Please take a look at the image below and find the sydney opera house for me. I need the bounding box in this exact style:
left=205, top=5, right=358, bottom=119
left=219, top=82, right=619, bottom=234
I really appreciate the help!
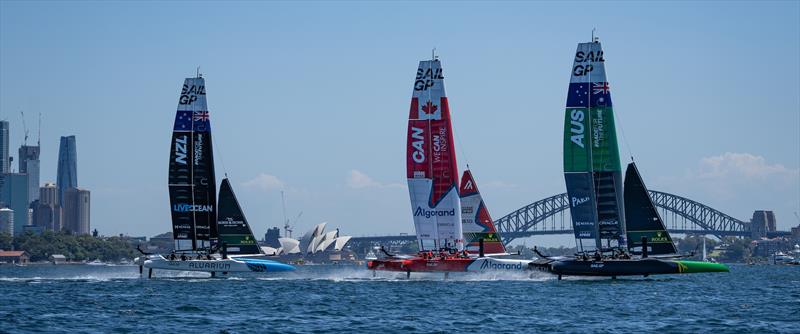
left=263, top=222, right=353, bottom=263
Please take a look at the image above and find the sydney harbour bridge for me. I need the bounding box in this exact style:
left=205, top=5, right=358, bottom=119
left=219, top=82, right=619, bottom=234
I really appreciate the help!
left=348, top=190, right=789, bottom=252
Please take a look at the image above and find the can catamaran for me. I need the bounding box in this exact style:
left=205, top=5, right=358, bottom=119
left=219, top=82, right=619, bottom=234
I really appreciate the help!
left=367, top=57, right=532, bottom=277
left=530, top=37, right=729, bottom=279
left=139, top=75, right=294, bottom=277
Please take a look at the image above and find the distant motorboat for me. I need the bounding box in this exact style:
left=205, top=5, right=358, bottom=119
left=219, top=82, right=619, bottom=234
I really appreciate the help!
left=86, top=259, right=106, bottom=266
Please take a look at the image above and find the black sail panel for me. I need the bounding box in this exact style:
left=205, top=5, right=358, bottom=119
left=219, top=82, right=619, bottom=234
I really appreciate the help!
left=217, top=178, right=261, bottom=255
left=624, top=162, right=677, bottom=255
left=168, top=77, right=216, bottom=251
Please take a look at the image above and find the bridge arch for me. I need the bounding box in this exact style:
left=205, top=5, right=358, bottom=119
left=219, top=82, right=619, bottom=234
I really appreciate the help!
left=494, top=190, right=751, bottom=244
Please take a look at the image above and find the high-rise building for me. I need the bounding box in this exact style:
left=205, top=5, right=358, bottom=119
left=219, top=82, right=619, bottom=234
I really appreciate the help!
left=0, top=173, right=29, bottom=236
left=0, top=121, right=9, bottom=174
left=33, top=182, right=63, bottom=231
left=57, top=136, right=77, bottom=205
left=18, top=145, right=40, bottom=204
left=63, top=187, right=89, bottom=235
left=34, top=183, right=61, bottom=231
left=0, top=208, right=13, bottom=235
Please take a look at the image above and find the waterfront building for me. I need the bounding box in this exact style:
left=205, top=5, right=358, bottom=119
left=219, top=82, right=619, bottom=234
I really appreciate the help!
left=56, top=136, right=78, bottom=205
left=0, top=173, right=29, bottom=236
left=62, top=187, right=90, bottom=235
left=18, top=145, right=40, bottom=203
left=0, top=121, right=8, bottom=174
left=0, top=250, right=29, bottom=264
left=49, top=254, right=66, bottom=264
left=0, top=208, right=13, bottom=235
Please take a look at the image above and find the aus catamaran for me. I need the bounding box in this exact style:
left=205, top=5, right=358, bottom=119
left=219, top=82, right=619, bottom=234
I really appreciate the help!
left=138, top=75, right=294, bottom=278
left=529, top=37, right=729, bottom=279
left=367, top=56, right=532, bottom=277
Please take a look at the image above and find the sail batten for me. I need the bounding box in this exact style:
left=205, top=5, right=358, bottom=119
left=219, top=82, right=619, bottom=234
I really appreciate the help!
left=168, top=77, right=217, bottom=251
left=406, top=59, right=463, bottom=251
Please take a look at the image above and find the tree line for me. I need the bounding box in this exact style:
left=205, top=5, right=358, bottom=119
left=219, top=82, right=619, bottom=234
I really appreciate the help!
left=0, top=231, right=136, bottom=262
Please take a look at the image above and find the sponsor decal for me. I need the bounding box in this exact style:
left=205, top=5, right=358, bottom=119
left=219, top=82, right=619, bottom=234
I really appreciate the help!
left=571, top=196, right=589, bottom=207
left=463, top=180, right=474, bottom=190
left=590, top=263, right=605, bottom=268
left=479, top=260, right=524, bottom=271
left=410, top=127, right=425, bottom=163
left=187, top=261, right=231, bottom=270
left=414, top=67, right=444, bottom=91
left=651, top=231, right=670, bottom=243
left=218, top=217, right=245, bottom=226
left=569, top=109, right=585, bottom=148
left=414, top=207, right=456, bottom=219
left=175, top=135, right=188, bottom=165
left=194, top=133, right=204, bottom=165
left=592, top=109, right=604, bottom=149
left=599, top=219, right=618, bottom=226
left=175, top=224, right=191, bottom=229
left=432, top=126, right=447, bottom=163
left=173, top=204, right=214, bottom=212
left=179, top=84, right=206, bottom=105
left=572, top=50, right=604, bottom=76
left=462, top=207, right=474, bottom=215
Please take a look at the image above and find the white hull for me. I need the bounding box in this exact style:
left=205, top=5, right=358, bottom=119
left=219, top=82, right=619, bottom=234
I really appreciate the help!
left=143, top=255, right=295, bottom=274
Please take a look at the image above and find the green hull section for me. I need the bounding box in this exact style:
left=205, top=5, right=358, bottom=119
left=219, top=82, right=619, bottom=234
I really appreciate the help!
left=674, top=260, right=730, bottom=273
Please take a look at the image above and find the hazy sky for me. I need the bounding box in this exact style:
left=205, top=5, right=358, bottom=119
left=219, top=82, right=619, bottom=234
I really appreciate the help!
left=1, top=1, right=798, bottom=246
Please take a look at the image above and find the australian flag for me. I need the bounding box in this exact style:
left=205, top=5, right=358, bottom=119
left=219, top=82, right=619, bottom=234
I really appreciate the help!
left=173, top=110, right=211, bottom=132
left=566, top=82, right=612, bottom=108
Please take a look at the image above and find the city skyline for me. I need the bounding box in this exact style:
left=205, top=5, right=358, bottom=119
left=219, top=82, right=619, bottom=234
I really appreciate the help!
left=0, top=2, right=798, bottom=246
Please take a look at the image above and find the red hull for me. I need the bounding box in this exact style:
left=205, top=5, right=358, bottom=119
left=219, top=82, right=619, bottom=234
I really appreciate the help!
left=367, top=255, right=475, bottom=272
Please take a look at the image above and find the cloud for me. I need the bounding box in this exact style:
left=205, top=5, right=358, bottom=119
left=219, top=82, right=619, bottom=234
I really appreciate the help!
left=654, top=152, right=799, bottom=225
left=241, top=173, right=285, bottom=191
left=346, top=170, right=404, bottom=189
left=694, top=152, right=798, bottom=180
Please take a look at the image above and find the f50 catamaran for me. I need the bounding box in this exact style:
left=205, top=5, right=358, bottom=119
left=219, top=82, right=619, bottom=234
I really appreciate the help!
left=139, top=75, right=294, bottom=277
left=367, top=57, right=532, bottom=277
left=530, top=38, right=728, bottom=279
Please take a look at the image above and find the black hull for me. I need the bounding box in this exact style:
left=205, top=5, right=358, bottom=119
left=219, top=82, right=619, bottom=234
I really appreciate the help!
left=529, top=258, right=728, bottom=277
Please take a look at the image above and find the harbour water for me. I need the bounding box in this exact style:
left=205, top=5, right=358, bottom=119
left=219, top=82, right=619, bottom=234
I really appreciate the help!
left=1, top=264, right=798, bottom=333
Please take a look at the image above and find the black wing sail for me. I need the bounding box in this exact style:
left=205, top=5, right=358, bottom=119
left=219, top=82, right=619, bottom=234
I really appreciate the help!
left=217, top=178, right=262, bottom=255
left=624, top=162, right=677, bottom=255
left=168, top=77, right=217, bottom=251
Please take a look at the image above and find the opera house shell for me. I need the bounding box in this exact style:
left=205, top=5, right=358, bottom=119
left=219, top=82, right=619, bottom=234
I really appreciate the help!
left=275, top=222, right=352, bottom=258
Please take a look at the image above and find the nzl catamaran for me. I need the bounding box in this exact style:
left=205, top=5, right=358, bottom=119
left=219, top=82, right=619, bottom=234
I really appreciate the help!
left=367, top=56, right=532, bottom=277
left=139, top=75, right=294, bottom=278
left=529, top=37, right=729, bottom=279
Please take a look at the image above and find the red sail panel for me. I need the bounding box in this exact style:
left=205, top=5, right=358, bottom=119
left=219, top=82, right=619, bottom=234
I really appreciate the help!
left=459, top=170, right=507, bottom=254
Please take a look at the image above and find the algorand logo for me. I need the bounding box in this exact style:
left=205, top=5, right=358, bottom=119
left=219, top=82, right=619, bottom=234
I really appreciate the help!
left=173, top=204, right=213, bottom=212
left=572, top=196, right=589, bottom=207
left=479, top=260, right=523, bottom=271
left=414, top=207, right=455, bottom=219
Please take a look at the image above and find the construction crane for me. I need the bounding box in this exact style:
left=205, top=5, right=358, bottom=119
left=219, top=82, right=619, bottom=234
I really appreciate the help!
left=281, top=191, right=302, bottom=238
left=19, top=111, right=29, bottom=145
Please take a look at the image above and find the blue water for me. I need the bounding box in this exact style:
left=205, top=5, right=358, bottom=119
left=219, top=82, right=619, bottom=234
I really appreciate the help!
left=1, top=264, right=798, bottom=333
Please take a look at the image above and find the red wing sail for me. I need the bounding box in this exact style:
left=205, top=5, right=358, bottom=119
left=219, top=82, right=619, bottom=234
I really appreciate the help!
left=406, top=59, right=462, bottom=251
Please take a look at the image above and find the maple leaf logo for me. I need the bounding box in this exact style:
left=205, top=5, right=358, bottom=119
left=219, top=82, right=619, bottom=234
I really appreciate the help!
left=421, top=101, right=438, bottom=115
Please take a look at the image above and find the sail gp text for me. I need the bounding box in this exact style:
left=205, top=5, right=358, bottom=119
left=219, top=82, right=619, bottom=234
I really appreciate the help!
left=179, top=84, right=205, bottom=105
